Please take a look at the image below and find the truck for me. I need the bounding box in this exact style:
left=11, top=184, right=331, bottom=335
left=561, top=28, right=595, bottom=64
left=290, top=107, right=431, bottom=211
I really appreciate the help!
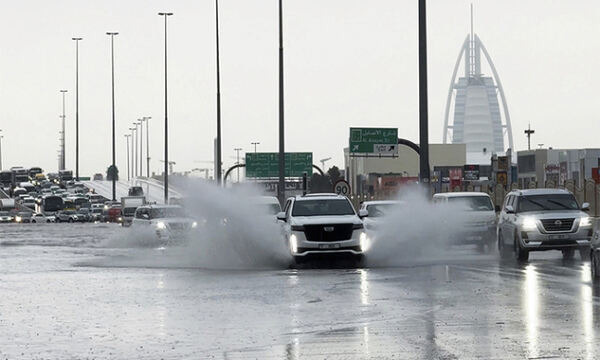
left=0, top=170, right=12, bottom=189
left=0, top=198, right=16, bottom=211
left=11, top=167, right=29, bottom=188
left=121, top=196, right=146, bottom=226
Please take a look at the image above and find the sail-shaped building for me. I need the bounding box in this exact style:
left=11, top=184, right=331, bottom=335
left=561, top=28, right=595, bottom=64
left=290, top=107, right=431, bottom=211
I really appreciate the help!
left=442, top=10, right=513, bottom=164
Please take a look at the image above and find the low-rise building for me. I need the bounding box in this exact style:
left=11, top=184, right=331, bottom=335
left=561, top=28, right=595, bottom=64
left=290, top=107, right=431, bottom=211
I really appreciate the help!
left=517, top=148, right=600, bottom=187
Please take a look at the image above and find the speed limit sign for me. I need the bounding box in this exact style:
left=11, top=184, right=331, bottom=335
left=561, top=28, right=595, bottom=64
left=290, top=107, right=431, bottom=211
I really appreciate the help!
left=333, top=179, right=351, bottom=196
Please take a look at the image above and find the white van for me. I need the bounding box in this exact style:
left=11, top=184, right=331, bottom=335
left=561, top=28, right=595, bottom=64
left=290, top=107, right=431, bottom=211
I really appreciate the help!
left=432, top=192, right=497, bottom=252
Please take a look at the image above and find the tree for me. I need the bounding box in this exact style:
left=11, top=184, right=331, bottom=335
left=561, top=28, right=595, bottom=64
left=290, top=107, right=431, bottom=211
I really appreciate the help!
left=327, top=166, right=341, bottom=184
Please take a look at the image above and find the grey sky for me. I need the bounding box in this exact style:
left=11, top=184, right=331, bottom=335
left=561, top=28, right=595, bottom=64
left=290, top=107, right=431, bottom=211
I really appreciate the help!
left=1, top=0, right=598, bottom=176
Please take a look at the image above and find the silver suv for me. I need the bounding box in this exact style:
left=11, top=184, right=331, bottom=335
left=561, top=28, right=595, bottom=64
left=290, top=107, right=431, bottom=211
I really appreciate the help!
left=497, top=189, right=592, bottom=261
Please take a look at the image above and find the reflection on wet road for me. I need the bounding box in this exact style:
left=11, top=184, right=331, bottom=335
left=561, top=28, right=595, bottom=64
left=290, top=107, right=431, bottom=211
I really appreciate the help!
left=1, top=224, right=600, bottom=359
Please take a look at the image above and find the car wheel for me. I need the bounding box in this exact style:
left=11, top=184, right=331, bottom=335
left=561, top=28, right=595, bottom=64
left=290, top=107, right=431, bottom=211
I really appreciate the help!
left=68, top=218, right=73, bottom=223
left=515, top=238, right=529, bottom=262
left=580, top=248, right=590, bottom=261
left=31, top=220, right=36, bottom=223
left=498, top=232, right=511, bottom=259
left=591, top=250, right=598, bottom=280
left=562, top=249, right=575, bottom=260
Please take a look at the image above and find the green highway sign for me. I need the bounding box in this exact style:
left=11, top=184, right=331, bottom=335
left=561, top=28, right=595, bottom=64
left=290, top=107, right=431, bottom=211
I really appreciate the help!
left=246, top=152, right=313, bottom=178
left=349, top=127, right=398, bottom=155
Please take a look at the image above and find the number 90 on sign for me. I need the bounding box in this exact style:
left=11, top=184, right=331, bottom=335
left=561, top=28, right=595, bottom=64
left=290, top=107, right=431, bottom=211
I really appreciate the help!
left=333, top=180, right=351, bottom=196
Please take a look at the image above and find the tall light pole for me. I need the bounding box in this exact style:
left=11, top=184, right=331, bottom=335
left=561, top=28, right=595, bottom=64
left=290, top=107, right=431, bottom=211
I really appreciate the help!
left=214, top=0, right=222, bottom=186
left=133, top=122, right=138, bottom=178
left=251, top=142, right=260, bottom=153
left=0, top=131, right=3, bottom=171
left=158, top=12, right=173, bottom=204
left=106, top=31, right=118, bottom=201
left=277, top=0, right=285, bottom=205
left=144, top=116, right=151, bottom=177
left=72, top=37, right=82, bottom=181
left=418, top=0, right=430, bottom=184
left=59, top=90, right=68, bottom=171
left=234, top=147, right=243, bottom=182
left=138, top=118, right=144, bottom=176
left=124, top=134, right=131, bottom=181
left=129, top=127, right=135, bottom=181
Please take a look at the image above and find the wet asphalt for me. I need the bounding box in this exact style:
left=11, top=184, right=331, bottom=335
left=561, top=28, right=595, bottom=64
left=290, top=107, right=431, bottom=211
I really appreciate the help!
left=0, top=223, right=599, bottom=359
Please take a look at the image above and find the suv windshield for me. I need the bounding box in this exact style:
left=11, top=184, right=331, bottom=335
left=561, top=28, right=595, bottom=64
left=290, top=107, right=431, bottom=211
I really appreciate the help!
left=292, top=199, right=355, bottom=216
left=150, top=207, right=185, bottom=219
left=448, top=196, right=494, bottom=211
left=518, top=194, right=579, bottom=212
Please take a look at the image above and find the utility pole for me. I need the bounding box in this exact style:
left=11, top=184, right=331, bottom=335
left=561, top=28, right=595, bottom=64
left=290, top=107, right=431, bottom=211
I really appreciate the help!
left=158, top=12, right=173, bottom=203
left=106, top=32, right=118, bottom=201
left=133, top=122, right=138, bottom=178
left=124, top=134, right=131, bottom=181
left=144, top=116, right=151, bottom=177
left=418, top=0, right=431, bottom=185
left=214, top=0, right=222, bottom=185
left=138, top=118, right=144, bottom=176
left=277, top=0, right=285, bottom=205
left=129, top=127, right=135, bottom=181
left=525, top=123, right=535, bottom=151
left=234, top=147, right=243, bottom=182
left=72, top=37, right=82, bottom=181
left=59, top=90, right=68, bottom=171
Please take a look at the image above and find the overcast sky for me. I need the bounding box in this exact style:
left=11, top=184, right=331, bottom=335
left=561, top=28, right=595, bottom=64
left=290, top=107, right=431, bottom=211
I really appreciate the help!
left=0, top=0, right=598, bottom=177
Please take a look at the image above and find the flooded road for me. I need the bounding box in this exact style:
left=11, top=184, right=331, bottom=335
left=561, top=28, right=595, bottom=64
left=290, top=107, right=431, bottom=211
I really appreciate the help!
left=1, top=223, right=599, bottom=359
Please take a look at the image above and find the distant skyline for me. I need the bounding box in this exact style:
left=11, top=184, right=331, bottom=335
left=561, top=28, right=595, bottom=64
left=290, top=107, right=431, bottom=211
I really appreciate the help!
left=0, top=0, right=598, bottom=177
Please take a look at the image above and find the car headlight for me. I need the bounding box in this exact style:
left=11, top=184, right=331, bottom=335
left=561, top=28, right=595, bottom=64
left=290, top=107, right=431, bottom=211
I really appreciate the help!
left=289, top=234, right=298, bottom=254
left=580, top=216, right=592, bottom=227
left=156, top=221, right=166, bottom=230
left=15, top=216, right=22, bottom=223
left=360, top=231, right=371, bottom=252
left=521, top=217, right=537, bottom=231
left=191, top=221, right=198, bottom=228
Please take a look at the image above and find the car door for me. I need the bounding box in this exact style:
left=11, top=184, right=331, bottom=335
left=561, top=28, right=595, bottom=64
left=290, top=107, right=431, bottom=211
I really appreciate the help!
left=499, top=195, right=512, bottom=244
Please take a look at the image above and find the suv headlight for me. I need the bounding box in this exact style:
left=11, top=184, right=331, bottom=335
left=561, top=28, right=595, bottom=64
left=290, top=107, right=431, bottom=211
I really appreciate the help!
left=521, top=217, right=537, bottom=231
left=289, top=234, right=298, bottom=253
left=360, top=232, right=371, bottom=252
left=580, top=216, right=592, bottom=227
left=191, top=221, right=198, bottom=228
left=15, top=216, right=22, bottom=223
left=156, top=221, right=166, bottom=230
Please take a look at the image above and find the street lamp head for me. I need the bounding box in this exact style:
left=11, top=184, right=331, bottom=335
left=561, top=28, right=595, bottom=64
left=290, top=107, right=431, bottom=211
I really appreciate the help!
left=106, top=32, right=119, bottom=36
left=60, top=89, right=68, bottom=93
left=158, top=12, right=174, bottom=16
left=72, top=37, right=83, bottom=41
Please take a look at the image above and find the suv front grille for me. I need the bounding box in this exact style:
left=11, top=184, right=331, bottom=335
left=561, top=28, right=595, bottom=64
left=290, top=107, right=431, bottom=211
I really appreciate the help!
left=541, top=218, right=574, bottom=232
left=303, top=224, right=354, bottom=242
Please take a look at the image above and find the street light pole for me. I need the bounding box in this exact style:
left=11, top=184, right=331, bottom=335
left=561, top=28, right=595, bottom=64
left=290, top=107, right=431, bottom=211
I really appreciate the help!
left=158, top=12, right=173, bottom=204
left=138, top=118, right=144, bottom=177
left=129, top=127, right=135, bottom=182
left=277, top=0, right=285, bottom=205
left=214, top=0, right=222, bottom=186
left=124, top=134, right=131, bottom=181
left=418, top=0, right=430, bottom=184
left=59, top=90, right=68, bottom=171
left=106, top=32, right=118, bottom=201
left=72, top=37, right=82, bottom=181
left=133, top=122, right=138, bottom=178
left=144, top=116, right=151, bottom=177
left=234, top=147, right=243, bottom=182
left=251, top=142, right=260, bottom=153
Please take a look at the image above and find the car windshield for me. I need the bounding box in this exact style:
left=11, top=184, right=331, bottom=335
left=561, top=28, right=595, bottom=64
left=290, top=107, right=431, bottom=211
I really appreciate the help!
left=518, top=194, right=579, bottom=212
left=292, top=199, right=355, bottom=216
left=367, top=203, right=396, bottom=217
left=150, top=207, right=185, bottom=219
left=448, top=196, right=494, bottom=211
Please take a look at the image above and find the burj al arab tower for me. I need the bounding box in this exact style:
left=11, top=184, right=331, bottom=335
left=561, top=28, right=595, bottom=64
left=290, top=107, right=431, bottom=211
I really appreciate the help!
left=442, top=7, right=514, bottom=164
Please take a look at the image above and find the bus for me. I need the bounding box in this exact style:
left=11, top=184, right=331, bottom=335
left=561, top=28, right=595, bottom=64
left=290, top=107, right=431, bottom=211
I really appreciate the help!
left=29, top=167, right=43, bottom=178
left=0, top=171, right=12, bottom=188
left=11, top=167, right=29, bottom=187
left=39, top=195, right=64, bottom=214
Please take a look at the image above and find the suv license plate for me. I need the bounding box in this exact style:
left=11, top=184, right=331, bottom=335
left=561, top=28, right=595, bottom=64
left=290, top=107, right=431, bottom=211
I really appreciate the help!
left=319, top=244, right=340, bottom=249
left=549, top=234, right=567, bottom=240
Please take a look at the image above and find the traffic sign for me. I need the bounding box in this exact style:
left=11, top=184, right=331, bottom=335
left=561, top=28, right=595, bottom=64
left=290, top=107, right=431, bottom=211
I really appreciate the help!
left=349, top=127, right=398, bottom=155
left=496, top=171, right=508, bottom=186
left=333, top=179, right=351, bottom=196
left=246, top=152, right=313, bottom=178
left=463, top=164, right=480, bottom=181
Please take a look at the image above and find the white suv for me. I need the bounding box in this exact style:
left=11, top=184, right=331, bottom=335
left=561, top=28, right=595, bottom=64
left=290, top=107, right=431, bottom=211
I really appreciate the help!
left=497, top=189, right=592, bottom=261
left=131, top=205, right=197, bottom=244
left=277, top=193, right=369, bottom=264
